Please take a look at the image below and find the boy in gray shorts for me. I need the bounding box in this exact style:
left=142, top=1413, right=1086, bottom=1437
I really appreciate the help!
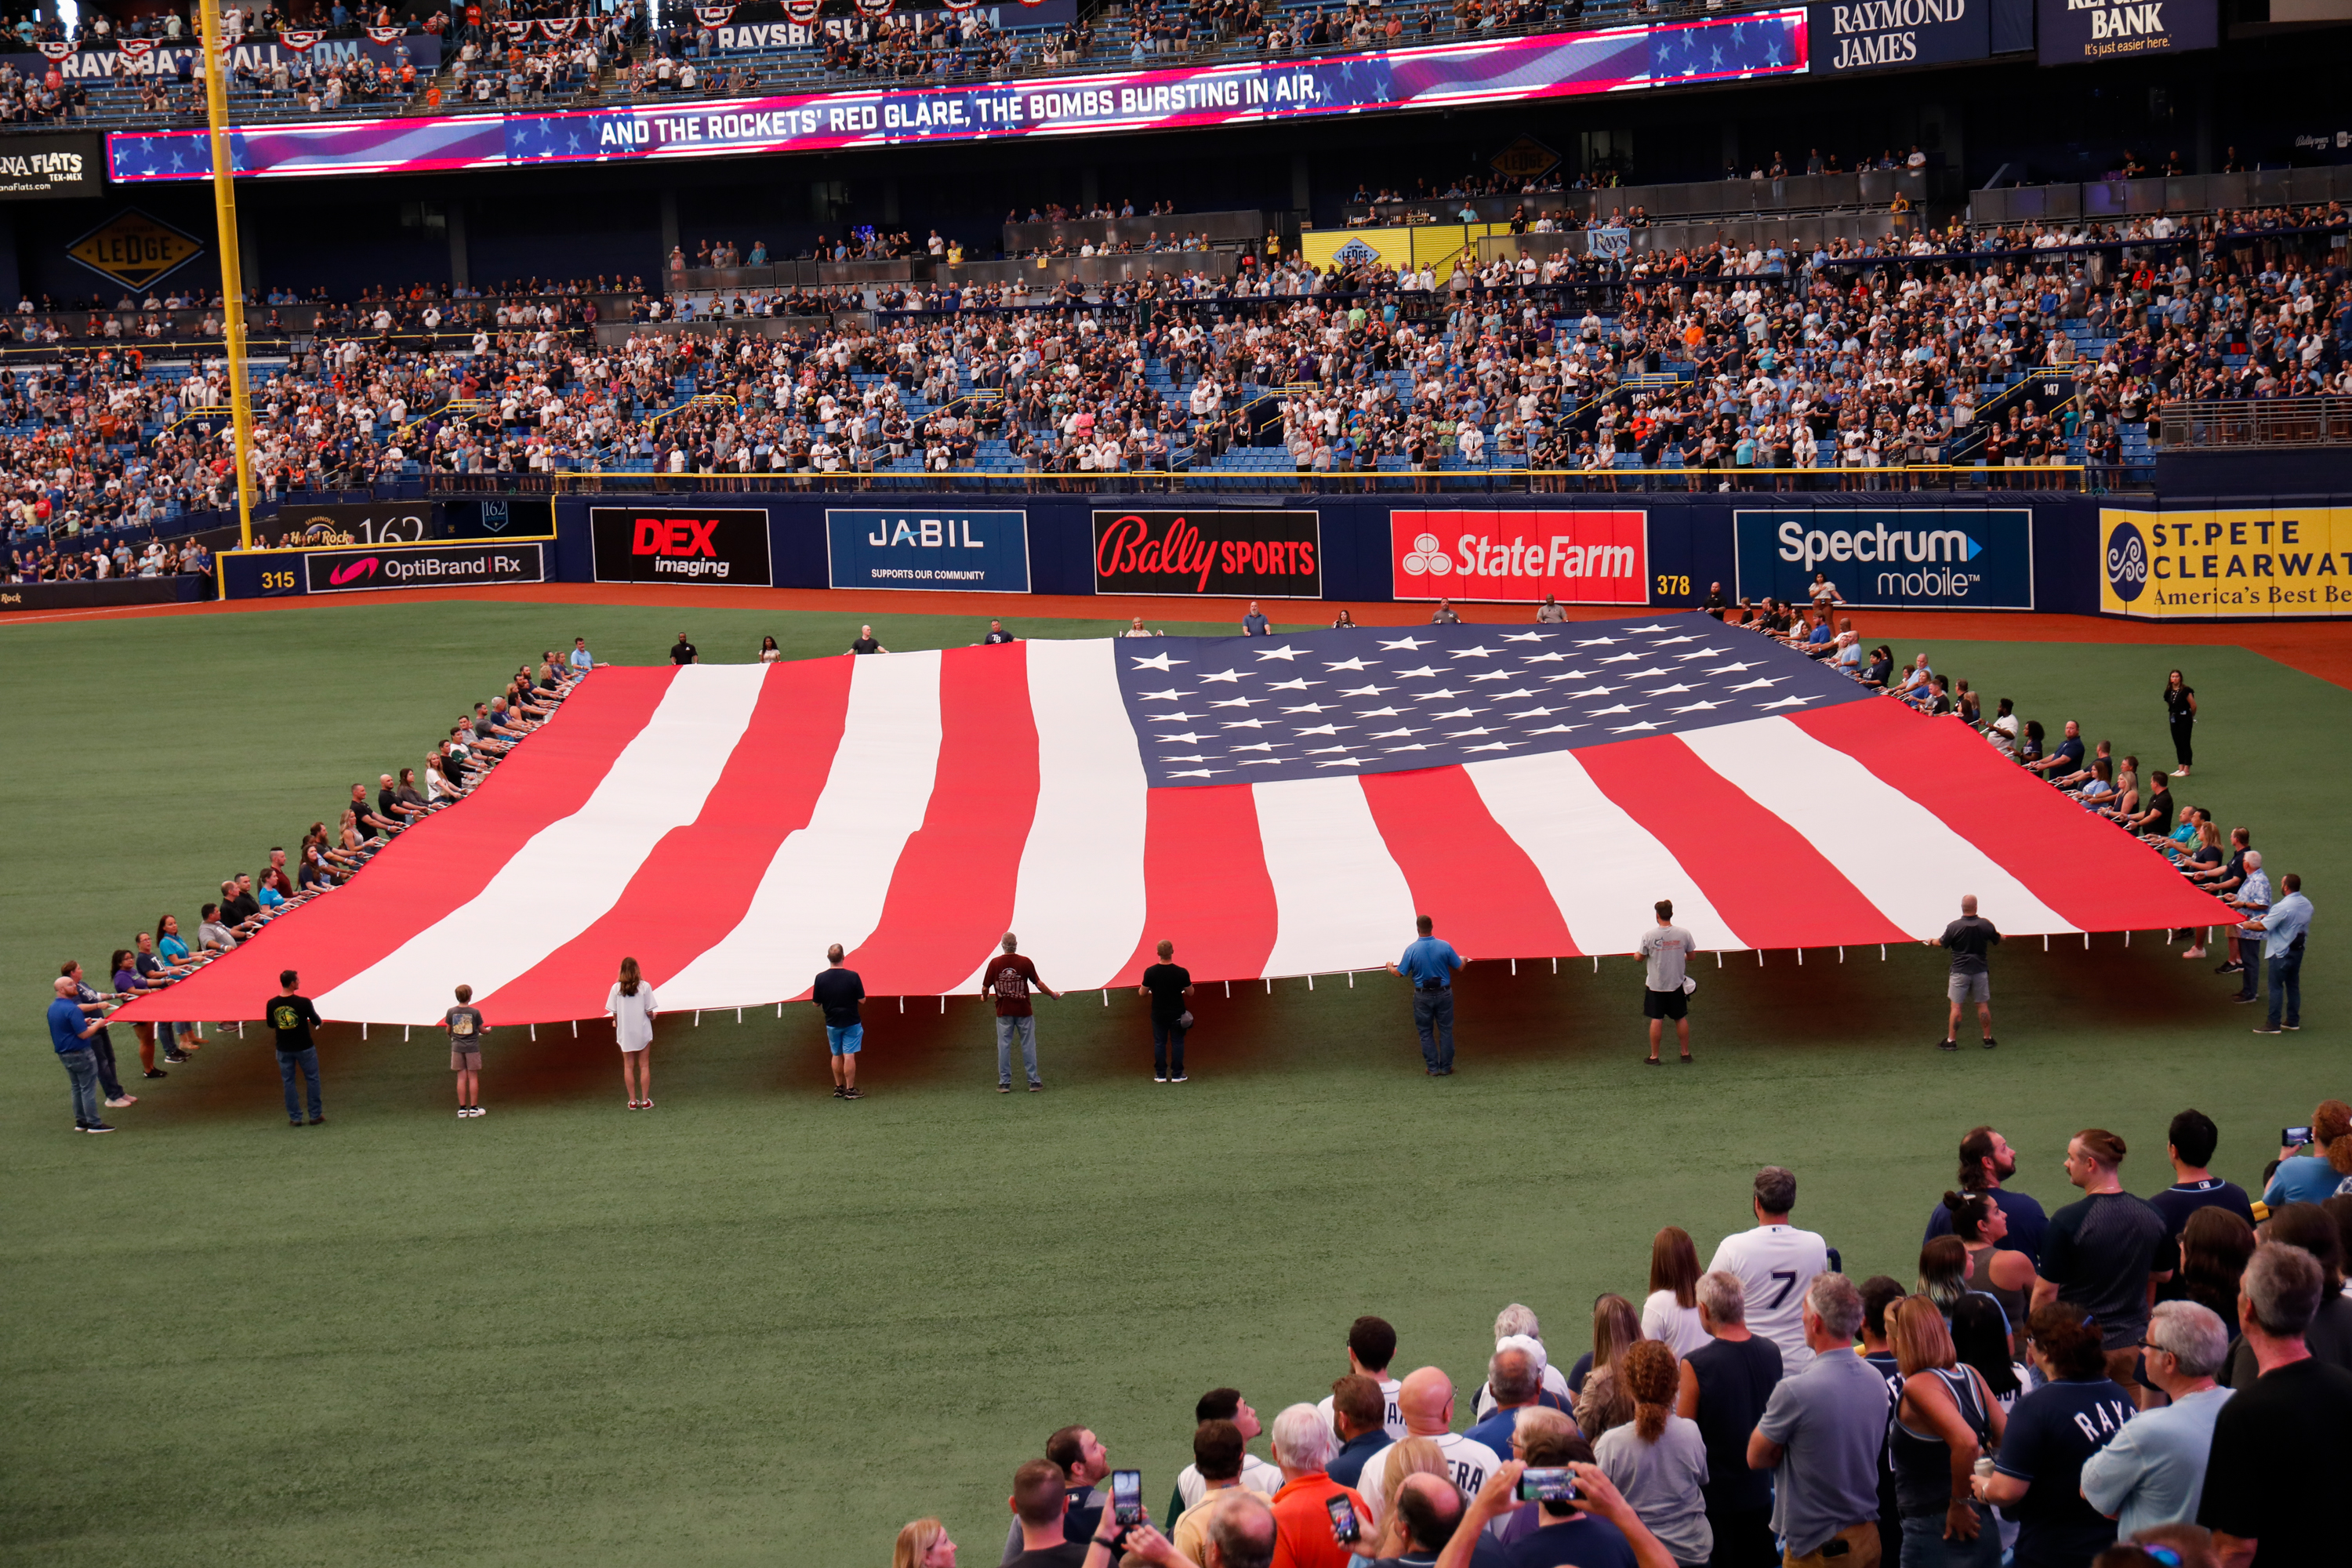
left=445, top=984, right=488, bottom=1118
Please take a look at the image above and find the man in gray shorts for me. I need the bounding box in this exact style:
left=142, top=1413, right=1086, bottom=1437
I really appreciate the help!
left=1937, top=895, right=2001, bottom=1051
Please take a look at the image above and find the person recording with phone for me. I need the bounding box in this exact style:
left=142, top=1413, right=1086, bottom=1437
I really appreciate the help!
left=1440, top=1439, right=1674, bottom=1568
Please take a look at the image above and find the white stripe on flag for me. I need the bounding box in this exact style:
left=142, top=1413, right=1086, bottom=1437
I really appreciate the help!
left=659, top=651, right=946, bottom=1010
left=1465, top=750, right=1738, bottom=954
left=1253, top=777, right=1419, bottom=978
left=316, top=666, right=768, bottom=1024
left=955, top=637, right=1148, bottom=993
left=1679, top=716, right=2078, bottom=939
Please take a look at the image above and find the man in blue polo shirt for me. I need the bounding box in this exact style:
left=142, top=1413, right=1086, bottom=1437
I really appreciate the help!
left=48, top=975, right=113, bottom=1133
left=1386, top=913, right=1465, bottom=1076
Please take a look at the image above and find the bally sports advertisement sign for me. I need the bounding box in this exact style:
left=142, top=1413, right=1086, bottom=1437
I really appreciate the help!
left=1389, top=510, right=1648, bottom=604
left=590, top=506, right=774, bottom=586
left=2100, top=507, right=2352, bottom=619
left=1735, top=509, right=2034, bottom=609
left=1093, top=510, right=1322, bottom=598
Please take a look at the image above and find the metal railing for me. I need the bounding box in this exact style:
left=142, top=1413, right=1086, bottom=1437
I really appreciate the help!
left=2157, top=397, right=2352, bottom=450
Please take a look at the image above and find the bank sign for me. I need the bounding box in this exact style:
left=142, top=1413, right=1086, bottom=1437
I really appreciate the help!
left=2038, top=0, right=2215, bottom=63
left=2100, top=507, right=2352, bottom=618
left=1734, top=509, right=2034, bottom=608
left=1806, top=0, right=1987, bottom=72
left=826, top=508, right=1030, bottom=593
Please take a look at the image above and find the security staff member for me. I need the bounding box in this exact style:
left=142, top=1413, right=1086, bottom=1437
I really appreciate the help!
left=1385, top=914, right=1466, bottom=1076
left=670, top=632, right=698, bottom=666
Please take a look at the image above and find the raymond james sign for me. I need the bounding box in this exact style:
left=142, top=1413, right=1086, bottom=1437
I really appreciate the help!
left=2038, top=0, right=2215, bottom=63
left=1807, top=0, right=1989, bottom=71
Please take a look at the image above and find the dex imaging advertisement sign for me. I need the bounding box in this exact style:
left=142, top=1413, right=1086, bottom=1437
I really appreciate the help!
left=2038, top=0, right=2215, bottom=63
left=1390, top=509, right=1648, bottom=604
left=1735, top=510, right=2034, bottom=609
left=1807, top=0, right=1988, bottom=71
left=1093, top=510, right=1322, bottom=598
left=590, top=506, right=774, bottom=586
left=303, top=541, right=546, bottom=595
left=826, top=508, right=1030, bottom=593
left=2099, top=507, right=2352, bottom=619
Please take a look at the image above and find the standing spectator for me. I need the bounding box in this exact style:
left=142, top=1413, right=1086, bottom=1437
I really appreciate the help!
left=1594, top=1340, right=1711, bottom=1566
left=1317, top=1316, right=1407, bottom=1443
left=1494, top=1431, right=1645, bottom=1568
left=267, top=968, right=325, bottom=1127
left=1265, top=1403, right=1369, bottom=1568
left=2260, top=1100, right=2350, bottom=1205
left=984, top=619, right=1018, bottom=645
left=1240, top=600, right=1271, bottom=636
left=1639, top=900, right=1697, bottom=1065
left=445, top=982, right=486, bottom=1119
left=983, top=932, right=1058, bottom=1092
left=2197, top=1241, right=2352, bottom=1568
left=1676, top=1269, right=1782, bottom=1568
left=1707, top=1166, right=1831, bottom=1372
left=758, top=635, right=782, bottom=662
left=2161, top=669, right=2195, bottom=778
left=568, top=637, right=594, bottom=672
left=1169, top=1420, right=1254, bottom=1564
left=47, top=975, right=113, bottom=1133
left=2078, top=1301, right=2231, bottom=1537
left=1924, top=1127, right=2048, bottom=1262
left=1471, top=1305, right=1577, bottom=1419
left=1005, top=1457, right=1088, bottom=1568
left=1429, top=599, right=1462, bottom=625
left=2148, top=1110, right=2256, bottom=1242
left=851, top=625, right=889, bottom=654
left=608, top=955, right=659, bottom=1109
left=1464, top=1343, right=1547, bottom=1457
left=669, top=630, right=698, bottom=665
left=1744, top=1275, right=1885, bottom=1568
left=110, top=948, right=165, bottom=1080
left=2241, top=872, right=2310, bottom=1035
left=1934, top=895, right=1999, bottom=1051
left=2220, top=1203, right=2352, bottom=1385
left=1396, top=1367, right=1501, bottom=1499
left=1885, top=1295, right=2005, bottom=1568
left=1385, top=914, right=1464, bottom=1076
left=1323, top=1376, right=1394, bottom=1492
left=60, top=960, right=132, bottom=1109
left=1138, top=938, right=1192, bottom=1083
left=1535, top=594, right=1568, bottom=623
left=1169, top=1388, right=1283, bottom=1520
left=1973, top=1303, right=2132, bottom=1567
left=895, top=1519, right=957, bottom=1568
left=812, top=942, right=866, bottom=1099
left=1572, top=1295, right=1644, bottom=1441
left=1004, top=1425, right=1113, bottom=1563
left=2032, top=1130, right=2176, bottom=1388
left=1641, top=1227, right=1708, bottom=1357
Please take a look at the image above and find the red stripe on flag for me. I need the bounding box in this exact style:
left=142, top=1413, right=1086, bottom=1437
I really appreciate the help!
left=1362, top=767, right=1581, bottom=959
left=844, top=644, right=1039, bottom=995
left=1577, top=733, right=1911, bottom=949
left=477, top=656, right=857, bottom=1023
left=110, top=669, right=679, bottom=1026
left=1791, top=702, right=2238, bottom=932
left=1108, top=782, right=1279, bottom=987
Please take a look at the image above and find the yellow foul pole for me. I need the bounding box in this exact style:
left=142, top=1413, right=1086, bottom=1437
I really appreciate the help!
left=196, top=0, right=256, bottom=550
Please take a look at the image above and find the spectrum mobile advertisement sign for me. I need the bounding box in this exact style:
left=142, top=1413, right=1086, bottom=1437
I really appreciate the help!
left=106, top=13, right=1806, bottom=180
left=1390, top=510, right=1648, bottom=604
left=1734, top=509, right=2034, bottom=608
left=2100, top=506, right=2352, bottom=618
left=826, top=509, right=1031, bottom=593
left=590, top=506, right=775, bottom=586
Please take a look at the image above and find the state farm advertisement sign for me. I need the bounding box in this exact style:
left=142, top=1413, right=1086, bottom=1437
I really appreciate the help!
left=1391, top=509, right=1648, bottom=604
left=590, top=505, right=774, bottom=586
left=1093, top=510, right=1322, bottom=598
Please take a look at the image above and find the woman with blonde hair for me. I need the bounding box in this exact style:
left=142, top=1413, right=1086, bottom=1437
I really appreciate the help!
left=891, top=1518, right=955, bottom=1568
left=1595, top=1339, right=1712, bottom=1567
left=1352, top=1433, right=1445, bottom=1541
left=608, top=956, right=659, bottom=1109
left=1888, top=1295, right=2005, bottom=1567
left=1642, top=1227, right=1708, bottom=1356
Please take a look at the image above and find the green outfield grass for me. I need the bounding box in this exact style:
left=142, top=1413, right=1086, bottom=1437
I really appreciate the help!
left=2, top=601, right=2344, bottom=1566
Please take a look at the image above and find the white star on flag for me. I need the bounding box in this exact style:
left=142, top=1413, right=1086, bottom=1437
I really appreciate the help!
left=1254, top=645, right=1308, bottom=661
left=1129, top=652, right=1181, bottom=671
left=1378, top=637, right=1432, bottom=650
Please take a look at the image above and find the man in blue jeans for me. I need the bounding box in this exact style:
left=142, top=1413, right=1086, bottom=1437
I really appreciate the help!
left=267, top=969, right=326, bottom=1126
left=2247, top=873, right=2313, bottom=1035
left=1386, top=914, right=1465, bottom=1076
left=48, top=975, right=114, bottom=1133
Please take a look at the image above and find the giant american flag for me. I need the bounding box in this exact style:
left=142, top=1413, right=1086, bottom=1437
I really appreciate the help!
left=114, top=613, right=2235, bottom=1026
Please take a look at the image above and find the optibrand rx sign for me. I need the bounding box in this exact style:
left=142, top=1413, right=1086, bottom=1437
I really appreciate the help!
left=1733, top=509, right=2034, bottom=609
left=302, top=541, right=546, bottom=594
left=826, top=508, right=1030, bottom=593
left=590, top=506, right=774, bottom=586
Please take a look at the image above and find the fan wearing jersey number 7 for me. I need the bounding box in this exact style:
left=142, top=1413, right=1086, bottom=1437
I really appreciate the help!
left=1707, top=1167, right=1833, bottom=1374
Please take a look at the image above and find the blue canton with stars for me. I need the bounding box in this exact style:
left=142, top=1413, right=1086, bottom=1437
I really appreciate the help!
left=1112, top=611, right=1870, bottom=788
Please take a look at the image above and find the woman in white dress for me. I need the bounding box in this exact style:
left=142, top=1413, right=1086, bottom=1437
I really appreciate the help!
left=1642, top=1226, right=1711, bottom=1358
left=608, top=956, right=659, bottom=1109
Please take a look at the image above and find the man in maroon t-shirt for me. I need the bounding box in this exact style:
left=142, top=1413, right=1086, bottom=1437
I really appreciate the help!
left=984, top=932, right=1058, bottom=1093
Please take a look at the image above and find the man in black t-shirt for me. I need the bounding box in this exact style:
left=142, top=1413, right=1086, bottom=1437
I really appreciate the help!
left=1137, top=938, right=1193, bottom=1083
left=848, top=625, right=887, bottom=655
left=669, top=633, right=698, bottom=666
left=2034, top=1129, right=2176, bottom=1382
left=983, top=619, right=1016, bottom=645
left=2199, top=1241, right=2352, bottom=1566
left=810, top=943, right=866, bottom=1100
left=2148, top=1109, right=2256, bottom=1254
left=267, top=969, right=325, bottom=1127
left=1936, top=895, right=2000, bottom=1051
left=1683, top=1269, right=1783, bottom=1568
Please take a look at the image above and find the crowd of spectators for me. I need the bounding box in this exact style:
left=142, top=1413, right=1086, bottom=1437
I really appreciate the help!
left=913, top=1126, right=2352, bottom=1568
